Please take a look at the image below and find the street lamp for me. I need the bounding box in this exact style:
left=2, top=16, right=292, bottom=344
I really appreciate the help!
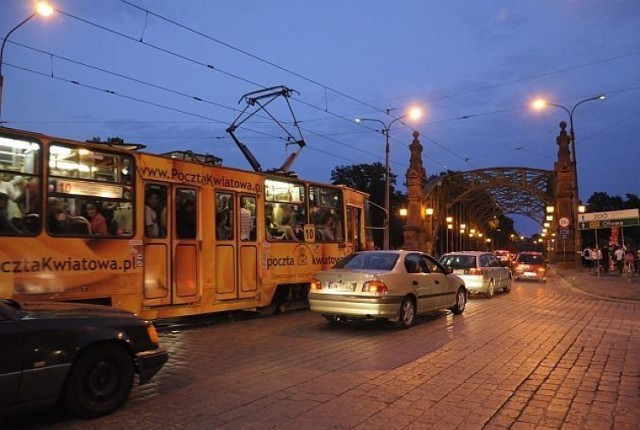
left=0, top=2, right=54, bottom=120
left=533, top=95, right=605, bottom=268
left=356, top=107, right=422, bottom=250
left=446, top=216, right=453, bottom=253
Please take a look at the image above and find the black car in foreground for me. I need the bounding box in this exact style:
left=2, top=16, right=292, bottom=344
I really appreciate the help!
left=0, top=299, right=168, bottom=419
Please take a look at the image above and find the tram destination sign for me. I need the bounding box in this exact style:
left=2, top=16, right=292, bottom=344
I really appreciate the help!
left=578, top=209, right=640, bottom=230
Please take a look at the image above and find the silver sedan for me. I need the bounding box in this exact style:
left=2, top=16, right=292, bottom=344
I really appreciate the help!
left=309, top=250, right=468, bottom=328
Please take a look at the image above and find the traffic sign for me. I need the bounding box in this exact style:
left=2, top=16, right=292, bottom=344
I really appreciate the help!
left=578, top=209, right=640, bottom=230
left=558, top=217, right=570, bottom=228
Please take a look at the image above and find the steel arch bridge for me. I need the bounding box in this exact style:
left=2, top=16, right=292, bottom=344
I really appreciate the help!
left=422, top=168, right=555, bottom=252
left=401, top=127, right=576, bottom=261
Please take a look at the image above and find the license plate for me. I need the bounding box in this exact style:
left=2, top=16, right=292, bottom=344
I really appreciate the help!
left=524, top=272, right=536, bottom=276
left=327, top=282, right=355, bottom=291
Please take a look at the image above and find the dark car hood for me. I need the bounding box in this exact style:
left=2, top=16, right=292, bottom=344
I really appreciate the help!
left=13, top=300, right=136, bottom=321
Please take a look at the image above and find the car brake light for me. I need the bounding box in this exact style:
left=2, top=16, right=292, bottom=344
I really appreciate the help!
left=310, top=277, right=322, bottom=290
left=467, top=268, right=482, bottom=275
left=362, top=280, right=388, bottom=294
left=538, top=267, right=546, bottom=273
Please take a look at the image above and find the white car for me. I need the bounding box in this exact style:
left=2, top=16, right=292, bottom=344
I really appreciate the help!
left=440, top=251, right=512, bottom=298
left=309, top=250, right=467, bottom=328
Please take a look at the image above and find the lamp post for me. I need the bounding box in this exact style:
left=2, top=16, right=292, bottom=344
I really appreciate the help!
left=533, top=95, right=605, bottom=269
left=356, top=107, right=421, bottom=250
left=0, top=2, right=53, bottom=121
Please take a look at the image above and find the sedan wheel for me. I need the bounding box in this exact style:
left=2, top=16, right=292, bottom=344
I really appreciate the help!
left=395, top=297, right=416, bottom=329
left=62, top=344, right=134, bottom=418
left=485, top=280, right=495, bottom=299
left=504, top=276, right=512, bottom=293
left=451, top=287, right=467, bottom=315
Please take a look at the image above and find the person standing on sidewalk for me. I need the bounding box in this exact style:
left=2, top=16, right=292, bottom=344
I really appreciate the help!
left=614, top=245, right=625, bottom=274
left=624, top=249, right=635, bottom=277
left=601, top=245, right=610, bottom=274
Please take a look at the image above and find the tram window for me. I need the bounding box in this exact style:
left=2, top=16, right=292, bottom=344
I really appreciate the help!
left=215, top=192, right=234, bottom=240
left=47, top=144, right=135, bottom=238
left=309, top=186, right=344, bottom=242
left=176, top=189, right=197, bottom=239
left=264, top=179, right=305, bottom=242
left=0, top=136, right=41, bottom=236
left=240, top=196, right=256, bottom=241
left=144, top=185, right=167, bottom=238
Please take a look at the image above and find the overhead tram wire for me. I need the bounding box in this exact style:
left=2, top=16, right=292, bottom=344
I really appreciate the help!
left=6, top=41, right=386, bottom=161
left=57, top=7, right=416, bottom=158
left=51, top=10, right=415, bottom=162
left=119, top=0, right=640, bottom=135
left=57, top=10, right=262, bottom=89
left=112, top=1, right=463, bottom=165
left=23, top=9, right=640, bottom=169
left=56, top=5, right=472, bottom=166
left=2, top=62, right=384, bottom=167
left=118, top=0, right=388, bottom=117
left=8, top=41, right=241, bottom=115
left=10, top=35, right=638, bottom=169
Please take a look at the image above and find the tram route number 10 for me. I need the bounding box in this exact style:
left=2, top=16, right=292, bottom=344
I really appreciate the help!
left=304, top=225, right=316, bottom=243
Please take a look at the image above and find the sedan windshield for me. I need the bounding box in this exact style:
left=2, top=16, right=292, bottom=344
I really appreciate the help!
left=334, top=252, right=398, bottom=271
left=441, top=255, right=476, bottom=269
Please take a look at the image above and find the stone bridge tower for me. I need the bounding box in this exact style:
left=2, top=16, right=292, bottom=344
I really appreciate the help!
left=403, top=131, right=429, bottom=251
left=553, top=121, right=577, bottom=265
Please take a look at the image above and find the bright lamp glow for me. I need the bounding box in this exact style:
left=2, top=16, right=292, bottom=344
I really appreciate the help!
left=36, top=2, right=54, bottom=16
left=425, top=207, right=434, bottom=216
left=408, top=107, right=422, bottom=120
left=399, top=208, right=407, bottom=217
left=532, top=99, right=547, bottom=110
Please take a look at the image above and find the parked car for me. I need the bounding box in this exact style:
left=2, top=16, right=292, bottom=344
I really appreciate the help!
left=0, top=299, right=168, bottom=419
left=494, top=249, right=514, bottom=267
left=440, top=251, right=512, bottom=298
left=308, top=250, right=467, bottom=328
left=512, top=252, right=547, bottom=282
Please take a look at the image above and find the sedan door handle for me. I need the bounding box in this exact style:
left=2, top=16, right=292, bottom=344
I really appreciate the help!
left=412, top=281, right=418, bottom=286
left=434, top=280, right=439, bottom=285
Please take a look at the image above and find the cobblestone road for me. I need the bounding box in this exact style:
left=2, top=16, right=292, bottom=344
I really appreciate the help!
left=5, top=271, right=639, bottom=429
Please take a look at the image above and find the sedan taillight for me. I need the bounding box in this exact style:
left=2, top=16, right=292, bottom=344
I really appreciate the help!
left=310, top=277, right=322, bottom=290
left=467, top=268, right=483, bottom=276
left=362, top=280, right=389, bottom=294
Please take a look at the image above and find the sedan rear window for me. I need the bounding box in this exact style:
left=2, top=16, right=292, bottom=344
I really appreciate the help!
left=441, top=255, right=476, bottom=269
left=517, top=254, right=544, bottom=264
left=335, top=252, right=398, bottom=271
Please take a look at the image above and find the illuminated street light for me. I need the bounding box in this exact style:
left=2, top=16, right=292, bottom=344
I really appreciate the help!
left=533, top=95, right=605, bottom=268
left=355, top=107, right=422, bottom=250
left=0, top=2, right=54, bottom=120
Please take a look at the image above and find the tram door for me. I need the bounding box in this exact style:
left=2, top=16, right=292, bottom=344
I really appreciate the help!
left=143, top=183, right=199, bottom=306
left=214, top=192, right=258, bottom=300
left=346, top=205, right=364, bottom=252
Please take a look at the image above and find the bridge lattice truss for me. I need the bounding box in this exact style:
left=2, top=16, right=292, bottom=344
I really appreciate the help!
left=424, top=167, right=555, bottom=246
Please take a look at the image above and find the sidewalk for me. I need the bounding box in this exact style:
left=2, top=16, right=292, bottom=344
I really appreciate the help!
left=552, top=264, right=640, bottom=302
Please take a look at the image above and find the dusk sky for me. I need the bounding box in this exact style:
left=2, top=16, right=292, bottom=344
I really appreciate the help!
left=1, top=0, right=638, bottom=235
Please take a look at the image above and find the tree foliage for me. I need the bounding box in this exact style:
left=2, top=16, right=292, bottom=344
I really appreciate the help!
left=331, top=162, right=405, bottom=249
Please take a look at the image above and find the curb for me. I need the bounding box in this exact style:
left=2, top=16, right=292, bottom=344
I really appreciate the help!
left=552, top=267, right=640, bottom=304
